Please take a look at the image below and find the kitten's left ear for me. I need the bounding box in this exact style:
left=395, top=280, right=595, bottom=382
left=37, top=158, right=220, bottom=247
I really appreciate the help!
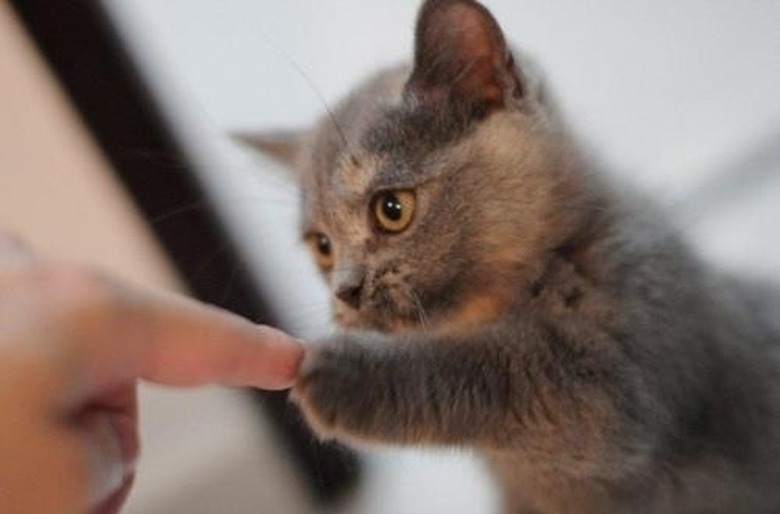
left=405, top=0, right=524, bottom=117
left=231, top=130, right=303, bottom=169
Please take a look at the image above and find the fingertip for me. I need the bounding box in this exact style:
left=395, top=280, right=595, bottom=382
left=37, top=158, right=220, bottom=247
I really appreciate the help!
left=240, top=325, right=307, bottom=390
left=266, top=362, right=302, bottom=390
left=251, top=325, right=307, bottom=358
left=268, top=341, right=306, bottom=390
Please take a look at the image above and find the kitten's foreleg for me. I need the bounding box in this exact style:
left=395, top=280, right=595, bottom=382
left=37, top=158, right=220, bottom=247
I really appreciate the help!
left=291, top=326, right=637, bottom=450
left=292, top=331, right=518, bottom=445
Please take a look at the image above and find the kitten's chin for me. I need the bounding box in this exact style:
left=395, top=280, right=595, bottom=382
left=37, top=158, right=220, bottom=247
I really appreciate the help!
left=332, top=308, right=372, bottom=331
left=333, top=312, right=410, bottom=334
left=333, top=305, right=422, bottom=334
left=332, top=288, right=514, bottom=334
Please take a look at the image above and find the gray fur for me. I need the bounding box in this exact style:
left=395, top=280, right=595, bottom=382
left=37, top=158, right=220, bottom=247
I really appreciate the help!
left=250, top=1, right=780, bottom=512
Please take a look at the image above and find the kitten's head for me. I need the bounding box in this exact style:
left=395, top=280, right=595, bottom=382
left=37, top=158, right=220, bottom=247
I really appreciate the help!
left=242, top=0, right=590, bottom=334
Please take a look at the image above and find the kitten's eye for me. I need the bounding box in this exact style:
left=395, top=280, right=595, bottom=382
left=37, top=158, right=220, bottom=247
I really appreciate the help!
left=372, top=190, right=416, bottom=234
left=306, top=232, right=335, bottom=270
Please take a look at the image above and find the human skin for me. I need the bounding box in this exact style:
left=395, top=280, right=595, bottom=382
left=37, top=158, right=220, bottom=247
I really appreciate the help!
left=0, top=235, right=304, bottom=514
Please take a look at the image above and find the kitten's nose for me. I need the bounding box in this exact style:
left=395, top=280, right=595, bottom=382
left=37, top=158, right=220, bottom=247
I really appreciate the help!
left=335, top=279, right=364, bottom=310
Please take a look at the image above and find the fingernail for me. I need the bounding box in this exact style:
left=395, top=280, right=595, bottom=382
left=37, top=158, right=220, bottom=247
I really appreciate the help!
left=241, top=326, right=306, bottom=390
left=84, top=414, right=128, bottom=506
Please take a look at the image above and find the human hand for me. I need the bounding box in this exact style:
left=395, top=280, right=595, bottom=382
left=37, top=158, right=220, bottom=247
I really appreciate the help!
left=0, top=235, right=304, bottom=514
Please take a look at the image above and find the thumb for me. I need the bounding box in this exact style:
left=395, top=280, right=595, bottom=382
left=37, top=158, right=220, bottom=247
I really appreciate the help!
left=78, top=411, right=129, bottom=508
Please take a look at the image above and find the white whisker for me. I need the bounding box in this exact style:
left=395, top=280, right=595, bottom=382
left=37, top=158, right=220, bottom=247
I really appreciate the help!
left=411, top=290, right=431, bottom=333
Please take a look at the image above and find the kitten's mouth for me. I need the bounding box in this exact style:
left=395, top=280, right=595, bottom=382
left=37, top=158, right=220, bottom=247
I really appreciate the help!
left=333, top=286, right=513, bottom=335
left=333, top=302, right=428, bottom=334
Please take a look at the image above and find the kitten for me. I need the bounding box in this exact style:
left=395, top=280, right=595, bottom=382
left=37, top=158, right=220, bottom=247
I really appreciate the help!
left=242, top=1, right=780, bottom=512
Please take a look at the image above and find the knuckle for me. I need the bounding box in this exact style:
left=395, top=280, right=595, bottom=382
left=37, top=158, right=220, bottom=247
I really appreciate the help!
left=25, top=266, right=131, bottom=334
left=32, top=264, right=101, bottom=291
left=37, top=265, right=122, bottom=308
left=59, top=266, right=113, bottom=294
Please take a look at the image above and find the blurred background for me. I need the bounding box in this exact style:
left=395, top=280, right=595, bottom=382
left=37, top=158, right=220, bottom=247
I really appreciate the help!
left=2, top=1, right=779, bottom=513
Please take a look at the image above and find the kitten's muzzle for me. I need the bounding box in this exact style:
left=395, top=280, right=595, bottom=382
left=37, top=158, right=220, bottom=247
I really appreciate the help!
left=335, top=278, right=364, bottom=310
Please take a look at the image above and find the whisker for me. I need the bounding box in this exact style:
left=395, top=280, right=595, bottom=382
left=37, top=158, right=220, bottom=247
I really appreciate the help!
left=284, top=301, right=332, bottom=320
left=188, top=241, right=231, bottom=286
left=255, top=32, right=351, bottom=155
left=283, top=312, right=334, bottom=337
left=149, top=195, right=296, bottom=226
left=411, top=290, right=431, bottom=333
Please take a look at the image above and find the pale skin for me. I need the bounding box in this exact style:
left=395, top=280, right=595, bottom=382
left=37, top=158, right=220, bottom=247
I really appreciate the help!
left=0, top=235, right=304, bottom=514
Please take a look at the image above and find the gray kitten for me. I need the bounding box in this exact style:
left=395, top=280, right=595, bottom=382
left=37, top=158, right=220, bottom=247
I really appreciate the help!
left=243, top=1, right=780, bottom=512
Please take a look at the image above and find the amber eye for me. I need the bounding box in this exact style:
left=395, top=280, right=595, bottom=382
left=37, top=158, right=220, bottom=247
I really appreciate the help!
left=306, top=232, right=335, bottom=270
left=372, top=190, right=416, bottom=233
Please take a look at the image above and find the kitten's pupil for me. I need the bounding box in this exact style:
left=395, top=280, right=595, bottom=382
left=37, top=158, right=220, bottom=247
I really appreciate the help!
left=316, top=234, right=331, bottom=256
left=381, top=193, right=404, bottom=222
left=307, top=232, right=335, bottom=270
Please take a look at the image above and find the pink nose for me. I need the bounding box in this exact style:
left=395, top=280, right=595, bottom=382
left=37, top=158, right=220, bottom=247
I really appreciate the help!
left=335, top=281, right=363, bottom=309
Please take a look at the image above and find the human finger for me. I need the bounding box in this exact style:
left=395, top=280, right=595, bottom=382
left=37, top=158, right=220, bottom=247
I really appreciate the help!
left=74, top=382, right=139, bottom=507
left=28, top=268, right=305, bottom=400
left=91, top=475, right=134, bottom=514
left=125, top=297, right=306, bottom=390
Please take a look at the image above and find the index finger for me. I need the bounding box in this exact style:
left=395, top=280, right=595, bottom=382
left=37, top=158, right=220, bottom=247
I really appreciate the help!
left=104, top=291, right=305, bottom=391
left=35, top=272, right=306, bottom=396
left=129, top=293, right=305, bottom=390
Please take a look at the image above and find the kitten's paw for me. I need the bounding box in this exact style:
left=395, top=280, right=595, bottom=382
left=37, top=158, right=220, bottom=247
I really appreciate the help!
left=291, top=342, right=373, bottom=441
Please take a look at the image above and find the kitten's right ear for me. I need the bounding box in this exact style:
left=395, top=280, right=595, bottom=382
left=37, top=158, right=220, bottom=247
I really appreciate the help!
left=405, top=0, right=524, bottom=118
left=231, top=130, right=303, bottom=169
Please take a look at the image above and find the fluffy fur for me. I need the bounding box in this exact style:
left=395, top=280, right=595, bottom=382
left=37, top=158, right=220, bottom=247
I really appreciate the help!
left=245, top=1, right=780, bottom=512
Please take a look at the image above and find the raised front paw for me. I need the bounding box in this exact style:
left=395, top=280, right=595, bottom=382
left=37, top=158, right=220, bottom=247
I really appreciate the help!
left=291, top=340, right=381, bottom=442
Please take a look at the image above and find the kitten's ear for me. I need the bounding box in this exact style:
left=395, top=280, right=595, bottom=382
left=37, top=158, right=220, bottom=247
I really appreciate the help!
left=231, top=130, right=302, bottom=169
left=405, top=0, right=524, bottom=116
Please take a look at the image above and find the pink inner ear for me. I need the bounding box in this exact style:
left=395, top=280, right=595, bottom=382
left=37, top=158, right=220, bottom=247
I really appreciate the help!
left=407, top=0, right=521, bottom=113
left=451, top=54, right=506, bottom=109
left=442, top=4, right=507, bottom=106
